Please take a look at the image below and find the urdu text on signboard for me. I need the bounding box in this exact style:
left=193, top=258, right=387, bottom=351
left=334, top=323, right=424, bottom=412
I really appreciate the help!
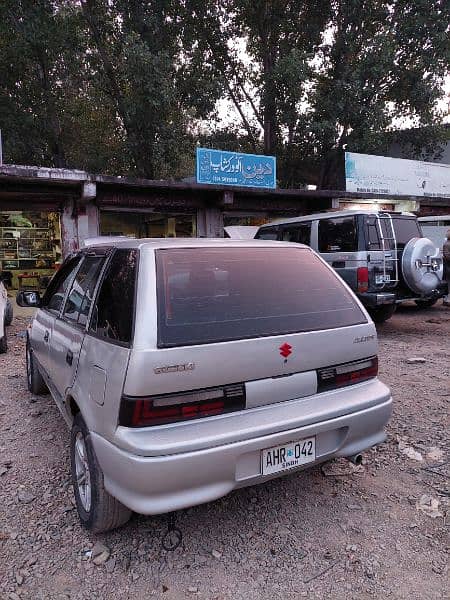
left=196, top=148, right=276, bottom=189
left=345, top=152, right=450, bottom=198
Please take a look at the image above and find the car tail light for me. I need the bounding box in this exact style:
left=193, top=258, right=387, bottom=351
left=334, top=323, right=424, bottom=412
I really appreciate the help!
left=317, top=356, right=378, bottom=392
left=119, top=383, right=246, bottom=427
left=357, top=267, right=369, bottom=293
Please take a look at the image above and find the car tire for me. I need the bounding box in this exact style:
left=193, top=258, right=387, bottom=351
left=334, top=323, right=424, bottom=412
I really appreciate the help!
left=368, top=305, right=396, bottom=323
left=0, top=330, right=7, bottom=354
left=26, top=338, right=48, bottom=395
left=4, top=299, right=13, bottom=326
left=70, top=413, right=132, bottom=533
left=414, top=298, right=438, bottom=309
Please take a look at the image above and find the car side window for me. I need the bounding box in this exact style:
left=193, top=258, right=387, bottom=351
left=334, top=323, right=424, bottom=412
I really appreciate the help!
left=41, top=256, right=82, bottom=314
left=89, top=249, right=137, bottom=345
left=318, top=217, right=357, bottom=252
left=256, top=227, right=279, bottom=240
left=281, top=223, right=312, bottom=245
left=62, top=255, right=106, bottom=326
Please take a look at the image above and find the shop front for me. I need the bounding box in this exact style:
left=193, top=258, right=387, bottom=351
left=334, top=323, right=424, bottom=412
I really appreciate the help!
left=100, top=210, right=196, bottom=238
left=0, top=211, right=62, bottom=290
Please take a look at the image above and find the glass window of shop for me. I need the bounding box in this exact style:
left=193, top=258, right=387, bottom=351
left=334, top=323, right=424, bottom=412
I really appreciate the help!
left=0, top=212, right=62, bottom=289
left=223, top=214, right=270, bottom=228
left=100, top=211, right=196, bottom=239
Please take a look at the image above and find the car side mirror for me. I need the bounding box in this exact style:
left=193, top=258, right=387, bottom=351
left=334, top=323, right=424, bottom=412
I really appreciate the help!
left=16, top=291, right=41, bottom=308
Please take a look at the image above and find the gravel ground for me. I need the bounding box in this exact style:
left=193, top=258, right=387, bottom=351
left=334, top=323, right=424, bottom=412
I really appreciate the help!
left=0, top=303, right=449, bottom=600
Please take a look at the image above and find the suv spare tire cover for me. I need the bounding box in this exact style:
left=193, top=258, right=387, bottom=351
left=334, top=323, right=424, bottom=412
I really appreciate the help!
left=401, top=237, right=443, bottom=295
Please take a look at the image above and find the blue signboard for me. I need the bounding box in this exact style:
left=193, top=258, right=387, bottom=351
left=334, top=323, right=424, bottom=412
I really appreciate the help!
left=196, top=148, right=276, bottom=189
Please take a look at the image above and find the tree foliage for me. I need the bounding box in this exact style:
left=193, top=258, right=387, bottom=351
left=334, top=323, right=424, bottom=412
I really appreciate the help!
left=0, top=0, right=448, bottom=186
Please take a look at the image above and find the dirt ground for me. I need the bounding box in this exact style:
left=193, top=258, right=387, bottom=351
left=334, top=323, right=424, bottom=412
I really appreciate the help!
left=0, top=303, right=449, bottom=600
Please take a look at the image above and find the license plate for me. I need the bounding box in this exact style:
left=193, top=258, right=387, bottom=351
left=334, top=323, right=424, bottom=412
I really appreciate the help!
left=375, top=274, right=391, bottom=284
left=261, top=436, right=316, bottom=476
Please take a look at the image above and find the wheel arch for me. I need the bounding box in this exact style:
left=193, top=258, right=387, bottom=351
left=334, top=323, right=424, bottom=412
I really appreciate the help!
left=66, top=394, right=81, bottom=424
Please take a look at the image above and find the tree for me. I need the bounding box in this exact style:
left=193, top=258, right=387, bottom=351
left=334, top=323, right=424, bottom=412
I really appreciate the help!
left=308, top=0, right=450, bottom=188
left=79, top=0, right=222, bottom=178
left=0, top=0, right=80, bottom=167
left=192, top=0, right=449, bottom=188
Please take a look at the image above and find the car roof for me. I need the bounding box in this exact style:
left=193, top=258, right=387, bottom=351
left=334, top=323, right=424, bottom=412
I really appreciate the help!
left=82, top=236, right=311, bottom=251
left=258, top=210, right=417, bottom=227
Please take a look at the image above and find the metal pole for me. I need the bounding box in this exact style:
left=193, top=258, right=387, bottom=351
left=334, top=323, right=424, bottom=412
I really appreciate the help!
left=0, top=129, right=2, bottom=165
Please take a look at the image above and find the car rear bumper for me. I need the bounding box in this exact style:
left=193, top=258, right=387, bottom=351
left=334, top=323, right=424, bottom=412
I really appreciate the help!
left=91, top=386, right=392, bottom=515
left=358, top=292, right=396, bottom=307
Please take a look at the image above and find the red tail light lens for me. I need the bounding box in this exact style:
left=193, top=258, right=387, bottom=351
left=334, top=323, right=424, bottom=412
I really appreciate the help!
left=357, top=267, right=369, bottom=294
left=119, top=384, right=245, bottom=427
left=317, top=356, right=378, bottom=392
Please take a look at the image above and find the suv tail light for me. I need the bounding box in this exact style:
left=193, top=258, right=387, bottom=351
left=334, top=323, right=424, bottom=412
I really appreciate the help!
left=119, top=384, right=246, bottom=427
left=357, top=267, right=369, bottom=293
left=317, top=356, right=378, bottom=392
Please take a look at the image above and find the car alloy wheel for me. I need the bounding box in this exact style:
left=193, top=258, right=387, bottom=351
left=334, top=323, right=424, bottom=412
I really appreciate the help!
left=74, top=432, right=92, bottom=512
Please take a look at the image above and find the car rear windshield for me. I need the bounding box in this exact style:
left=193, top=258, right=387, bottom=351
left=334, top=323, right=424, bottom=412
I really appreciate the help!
left=365, top=216, right=421, bottom=250
left=156, top=247, right=366, bottom=347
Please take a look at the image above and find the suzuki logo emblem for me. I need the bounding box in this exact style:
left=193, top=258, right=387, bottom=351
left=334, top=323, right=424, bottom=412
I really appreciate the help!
left=279, top=343, right=292, bottom=358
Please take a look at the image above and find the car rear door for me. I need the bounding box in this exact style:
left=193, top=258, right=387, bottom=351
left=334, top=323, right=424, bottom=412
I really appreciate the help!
left=47, top=251, right=107, bottom=401
left=74, top=248, right=137, bottom=434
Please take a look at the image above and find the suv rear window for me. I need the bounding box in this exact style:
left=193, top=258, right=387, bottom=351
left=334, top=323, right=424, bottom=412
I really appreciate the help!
left=392, top=217, right=421, bottom=248
left=156, top=247, right=366, bottom=347
left=365, top=216, right=421, bottom=250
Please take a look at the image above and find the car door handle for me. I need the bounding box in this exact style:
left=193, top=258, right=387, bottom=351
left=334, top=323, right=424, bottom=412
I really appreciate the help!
left=44, top=330, right=50, bottom=342
left=66, top=350, right=73, bottom=366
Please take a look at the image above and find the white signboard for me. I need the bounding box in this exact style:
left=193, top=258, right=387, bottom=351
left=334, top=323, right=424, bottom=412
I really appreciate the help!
left=345, top=152, right=450, bottom=198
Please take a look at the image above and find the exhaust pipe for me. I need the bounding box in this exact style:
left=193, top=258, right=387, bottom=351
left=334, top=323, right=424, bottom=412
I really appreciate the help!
left=346, top=453, right=363, bottom=466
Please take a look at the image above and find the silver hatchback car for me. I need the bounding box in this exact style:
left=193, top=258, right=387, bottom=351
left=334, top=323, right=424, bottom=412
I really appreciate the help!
left=17, top=238, right=392, bottom=532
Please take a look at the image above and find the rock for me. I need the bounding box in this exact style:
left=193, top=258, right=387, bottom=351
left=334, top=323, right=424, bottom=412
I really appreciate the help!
left=15, top=574, right=24, bottom=585
left=0, top=466, right=7, bottom=476
left=405, top=357, right=427, bottom=364
left=416, top=495, right=443, bottom=518
left=365, top=565, right=376, bottom=579
left=426, top=447, right=445, bottom=462
left=18, top=491, right=36, bottom=504
left=30, top=408, right=42, bottom=417
left=105, top=558, right=116, bottom=574
left=398, top=443, right=423, bottom=462
left=91, top=542, right=111, bottom=565
left=188, top=587, right=198, bottom=594
left=212, top=550, right=222, bottom=559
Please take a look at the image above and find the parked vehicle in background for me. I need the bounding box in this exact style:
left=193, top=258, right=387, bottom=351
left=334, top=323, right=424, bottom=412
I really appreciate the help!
left=224, top=225, right=259, bottom=239
left=17, top=237, right=391, bottom=532
left=418, top=215, right=450, bottom=252
left=256, top=211, right=446, bottom=322
left=0, top=280, right=12, bottom=353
